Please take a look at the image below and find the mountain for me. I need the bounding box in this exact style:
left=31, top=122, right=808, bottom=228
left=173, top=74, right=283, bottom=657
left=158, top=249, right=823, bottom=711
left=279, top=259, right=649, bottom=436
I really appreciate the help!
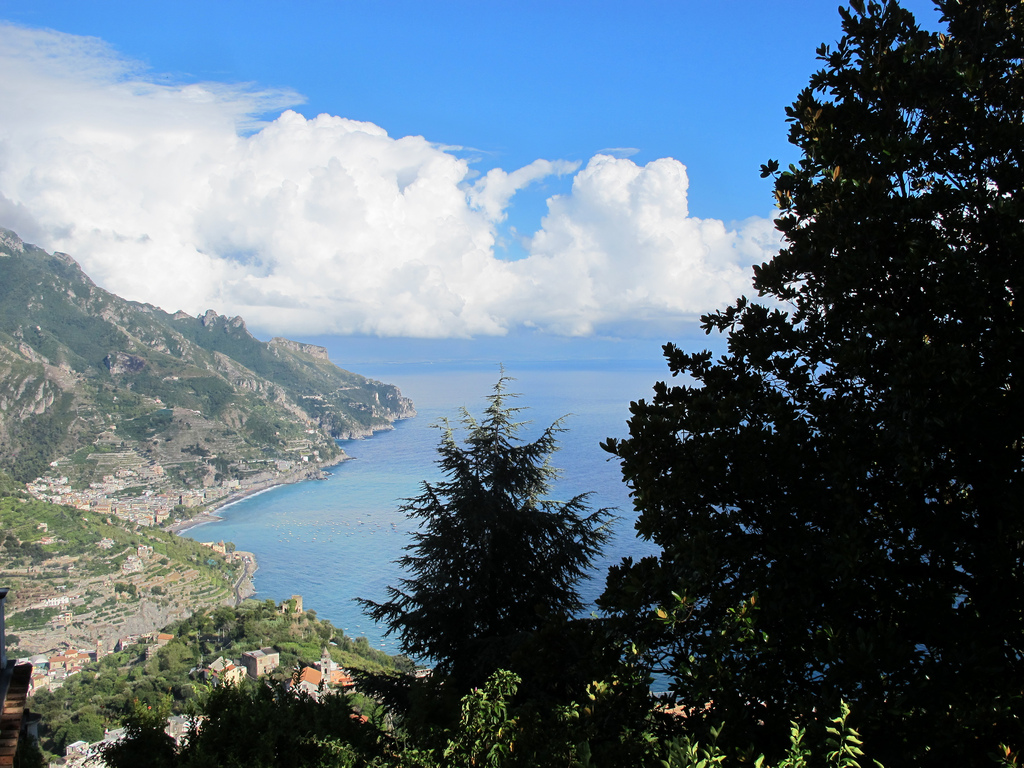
left=0, top=228, right=414, bottom=484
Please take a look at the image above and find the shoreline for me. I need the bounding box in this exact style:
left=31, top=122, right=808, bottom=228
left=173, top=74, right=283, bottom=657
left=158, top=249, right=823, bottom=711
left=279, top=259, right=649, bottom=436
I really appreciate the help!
left=161, top=419, right=411, bottom=611
left=166, top=453, right=350, bottom=536
left=165, top=419, right=413, bottom=538
left=165, top=484, right=281, bottom=535
left=164, top=459, right=350, bottom=608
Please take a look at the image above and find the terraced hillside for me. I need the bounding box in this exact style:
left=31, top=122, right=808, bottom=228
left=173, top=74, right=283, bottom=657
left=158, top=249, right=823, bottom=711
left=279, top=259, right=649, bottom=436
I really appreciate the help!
left=1, top=490, right=244, bottom=655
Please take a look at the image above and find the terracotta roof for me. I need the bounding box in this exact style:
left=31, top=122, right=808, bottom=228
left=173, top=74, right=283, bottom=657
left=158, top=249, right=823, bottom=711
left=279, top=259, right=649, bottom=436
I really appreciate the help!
left=331, top=669, right=354, bottom=687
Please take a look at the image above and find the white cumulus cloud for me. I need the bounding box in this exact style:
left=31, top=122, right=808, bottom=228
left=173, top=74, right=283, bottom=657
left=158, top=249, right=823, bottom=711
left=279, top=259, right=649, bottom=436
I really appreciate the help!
left=0, top=22, right=780, bottom=338
left=469, top=159, right=580, bottom=223
left=508, top=155, right=779, bottom=335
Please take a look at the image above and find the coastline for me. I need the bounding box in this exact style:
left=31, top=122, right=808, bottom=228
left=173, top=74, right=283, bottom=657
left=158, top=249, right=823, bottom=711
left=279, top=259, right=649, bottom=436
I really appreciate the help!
left=165, top=485, right=278, bottom=535
left=167, top=452, right=351, bottom=536
left=162, top=416, right=414, bottom=616
left=232, top=550, right=258, bottom=604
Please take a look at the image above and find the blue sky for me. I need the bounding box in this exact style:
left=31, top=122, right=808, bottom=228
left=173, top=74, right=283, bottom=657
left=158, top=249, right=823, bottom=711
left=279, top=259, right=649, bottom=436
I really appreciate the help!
left=0, top=1, right=942, bottom=363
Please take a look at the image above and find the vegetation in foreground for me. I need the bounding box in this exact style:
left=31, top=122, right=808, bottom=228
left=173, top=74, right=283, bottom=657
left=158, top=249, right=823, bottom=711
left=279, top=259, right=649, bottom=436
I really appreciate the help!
left=18, top=1, right=1024, bottom=766
left=360, top=373, right=615, bottom=690
left=600, top=0, right=1024, bottom=763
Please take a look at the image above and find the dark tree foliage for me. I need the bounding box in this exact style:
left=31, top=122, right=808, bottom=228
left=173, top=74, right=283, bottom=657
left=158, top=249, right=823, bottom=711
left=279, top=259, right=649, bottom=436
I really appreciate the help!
left=601, top=1, right=1024, bottom=764
left=177, top=680, right=380, bottom=768
left=99, top=682, right=382, bottom=768
left=99, top=700, right=178, bottom=768
left=361, top=375, right=613, bottom=687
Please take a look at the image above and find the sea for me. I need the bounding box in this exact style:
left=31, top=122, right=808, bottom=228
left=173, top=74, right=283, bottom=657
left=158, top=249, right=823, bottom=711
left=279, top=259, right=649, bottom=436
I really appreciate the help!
left=186, top=360, right=672, bottom=656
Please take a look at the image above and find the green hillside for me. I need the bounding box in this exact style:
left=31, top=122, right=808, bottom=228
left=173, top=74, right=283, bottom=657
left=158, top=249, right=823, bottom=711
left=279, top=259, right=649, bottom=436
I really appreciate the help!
left=0, top=228, right=414, bottom=483
left=0, top=481, right=244, bottom=655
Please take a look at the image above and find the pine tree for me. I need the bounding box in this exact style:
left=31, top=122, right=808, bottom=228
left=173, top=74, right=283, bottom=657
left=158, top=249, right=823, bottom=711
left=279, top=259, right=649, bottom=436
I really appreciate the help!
left=361, top=374, right=613, bottom=685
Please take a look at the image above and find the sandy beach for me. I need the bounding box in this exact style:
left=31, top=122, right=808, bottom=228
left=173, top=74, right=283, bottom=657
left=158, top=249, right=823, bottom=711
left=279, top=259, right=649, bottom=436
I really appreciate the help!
left=165, top=511, right=227, bottom=535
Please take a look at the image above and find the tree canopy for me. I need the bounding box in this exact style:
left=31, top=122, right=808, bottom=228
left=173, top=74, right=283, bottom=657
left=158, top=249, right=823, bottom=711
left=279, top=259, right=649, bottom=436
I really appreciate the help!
left=361, top=374, right=613, bottom=686
left=601, top=1, right=1024, bottom=764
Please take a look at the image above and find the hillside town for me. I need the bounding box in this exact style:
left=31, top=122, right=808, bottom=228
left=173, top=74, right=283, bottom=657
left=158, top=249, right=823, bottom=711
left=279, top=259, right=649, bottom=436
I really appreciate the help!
left=26, top=464, right=194, bottom=528
left=24, top=435, right=334, bottom=531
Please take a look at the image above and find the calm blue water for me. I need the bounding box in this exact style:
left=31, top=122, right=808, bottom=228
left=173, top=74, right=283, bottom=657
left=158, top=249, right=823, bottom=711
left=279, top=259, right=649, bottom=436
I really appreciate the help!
left=187, top=362, right=667, bottom=654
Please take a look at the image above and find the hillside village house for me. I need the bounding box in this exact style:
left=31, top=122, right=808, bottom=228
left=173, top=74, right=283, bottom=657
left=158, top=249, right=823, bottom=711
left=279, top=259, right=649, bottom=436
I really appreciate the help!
left=242, top=647, right=280, bottom=679
left=144, top=632, right=175, bottom=661
left=286, top=649, right=356, bottom=699
left=291, top=665, right=324, bottom=697
left=316, top=646, right=354, bottom=689
left=203, top=656, right=247, bottom=687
